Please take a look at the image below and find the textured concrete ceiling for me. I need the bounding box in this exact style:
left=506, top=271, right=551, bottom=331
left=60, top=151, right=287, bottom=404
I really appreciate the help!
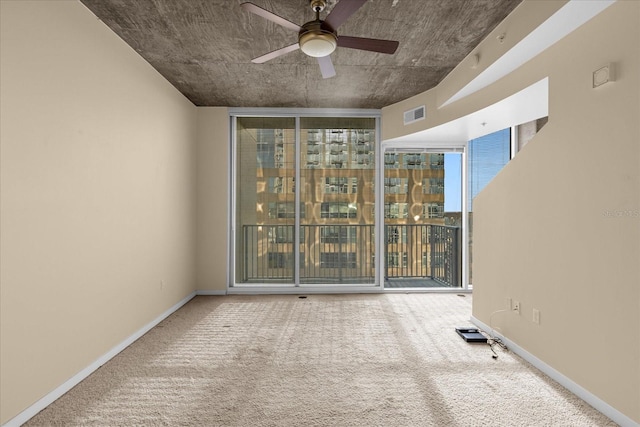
left=79, top=0, right=522, bottom=109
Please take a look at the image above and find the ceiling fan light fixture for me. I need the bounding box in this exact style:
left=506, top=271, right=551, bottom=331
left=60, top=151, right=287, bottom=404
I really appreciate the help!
left=299, top=31, right=337, bottom=57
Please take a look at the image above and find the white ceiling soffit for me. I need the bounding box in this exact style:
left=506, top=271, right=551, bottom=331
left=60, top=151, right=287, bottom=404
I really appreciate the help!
left=440, top=0, right=617, bottom=108
left=384, top=77, right=548, bottom=145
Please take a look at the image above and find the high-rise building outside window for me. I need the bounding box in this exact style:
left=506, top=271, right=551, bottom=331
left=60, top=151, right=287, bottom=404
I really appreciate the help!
left=235, top=114, right=462, bottom=289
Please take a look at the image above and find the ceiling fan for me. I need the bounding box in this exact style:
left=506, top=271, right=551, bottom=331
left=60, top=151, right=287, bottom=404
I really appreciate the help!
left=241, top=0, right=399, bottom=79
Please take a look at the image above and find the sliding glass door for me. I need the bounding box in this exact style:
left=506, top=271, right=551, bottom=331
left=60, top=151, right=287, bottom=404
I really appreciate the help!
left=299, top=117, right=376, bottom=284
left=232, top=113, right=378, bottom=289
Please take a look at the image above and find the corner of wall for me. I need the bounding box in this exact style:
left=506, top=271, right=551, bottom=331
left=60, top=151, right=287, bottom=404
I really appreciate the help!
left=195, top=107, right=230, bottom=292
left=1, top=1, right=202, bottom=423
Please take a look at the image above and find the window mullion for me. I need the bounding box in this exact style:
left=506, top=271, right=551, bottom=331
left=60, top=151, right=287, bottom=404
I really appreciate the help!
left=294, top=116, right=301, bottom=287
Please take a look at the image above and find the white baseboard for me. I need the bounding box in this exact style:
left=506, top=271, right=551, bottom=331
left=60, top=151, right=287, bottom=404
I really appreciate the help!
left=8, top=298, right=634, bottom=427
left=3, top=291, right=197, bottom=427
left=196, top=289, right=227, bottom=295
left=470, top=316, right=638, bottom=427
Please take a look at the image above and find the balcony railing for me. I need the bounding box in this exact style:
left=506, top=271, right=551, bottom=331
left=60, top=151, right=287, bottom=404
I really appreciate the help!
left=240, top=224, right=460, bottom=287
left=384, top=224, right=460, bottom=287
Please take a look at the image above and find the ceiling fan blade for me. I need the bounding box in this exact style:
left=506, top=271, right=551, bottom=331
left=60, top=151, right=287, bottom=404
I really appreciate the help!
left=324, top=0, right=368, bottom=30
left=240, top=2, right=301, bottom=32
left=251, top=43, right=300, bottom=63
left=337, top=36, right=399, bottom=54
left=317, top=55, right=336, bottom=79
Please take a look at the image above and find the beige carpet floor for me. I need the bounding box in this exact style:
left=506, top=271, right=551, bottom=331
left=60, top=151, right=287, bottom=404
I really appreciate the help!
left=26, top=294, right=616, bottom=426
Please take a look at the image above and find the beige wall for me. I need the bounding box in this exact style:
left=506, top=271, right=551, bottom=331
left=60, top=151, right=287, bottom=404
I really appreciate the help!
left=0, top=1, right=198, bottom=423
left=473, top=1, right=639, bottom=421
left=383, top=0, right=639, bottom=423
left=195, top=107, right=229, bottom=292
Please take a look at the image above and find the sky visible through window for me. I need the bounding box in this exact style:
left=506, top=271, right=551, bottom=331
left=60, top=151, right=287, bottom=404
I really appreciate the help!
left=444, top=153, right=462, bottom=212
left=468, top=128, right=511, bottom=211
left=443, top=128, right=511, bottom=213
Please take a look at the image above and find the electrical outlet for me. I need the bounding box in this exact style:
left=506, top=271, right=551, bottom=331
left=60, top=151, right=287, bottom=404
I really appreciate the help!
left=513, top=301, right=520, bottom=315
left=532, top=308, right=540, bottom=324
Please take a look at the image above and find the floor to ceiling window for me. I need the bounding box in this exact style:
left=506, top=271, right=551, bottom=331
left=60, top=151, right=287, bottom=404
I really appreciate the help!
left=235, top=116, right=297, bottom=284
left=232, top=112, right=378, bottom=289
left=467, top=128, right=511, bottom=285
left=383, top=149, right=463, bottom=288
left=232, top=111, right=517, bottom=291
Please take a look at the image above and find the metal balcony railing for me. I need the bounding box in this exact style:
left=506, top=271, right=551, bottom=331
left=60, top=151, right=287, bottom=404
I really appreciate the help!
left=384, top=224, right=460, bottom=287
left=240, top=224, right=460, bottom=287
